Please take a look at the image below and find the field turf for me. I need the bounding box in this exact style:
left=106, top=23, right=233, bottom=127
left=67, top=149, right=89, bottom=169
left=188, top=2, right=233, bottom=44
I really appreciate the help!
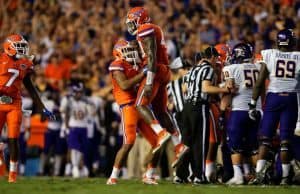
left=0, top=177, right=300, bottom=194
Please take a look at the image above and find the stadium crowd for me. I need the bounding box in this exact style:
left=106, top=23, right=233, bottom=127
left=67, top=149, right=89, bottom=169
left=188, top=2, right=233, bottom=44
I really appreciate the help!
left=0, top=0, right=300, bottom=185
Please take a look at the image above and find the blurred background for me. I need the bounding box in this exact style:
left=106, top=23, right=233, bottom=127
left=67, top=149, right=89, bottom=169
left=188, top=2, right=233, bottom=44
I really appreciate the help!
left=0, top=0, right=300, bottom=179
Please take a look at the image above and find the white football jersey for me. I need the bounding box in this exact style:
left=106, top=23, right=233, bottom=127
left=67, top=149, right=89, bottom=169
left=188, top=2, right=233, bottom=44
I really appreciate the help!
left=60, top=96, right=91, bottom=128
left=261, top=49, right=300, bottom=93
left=223, top=63, right=262, bottom=111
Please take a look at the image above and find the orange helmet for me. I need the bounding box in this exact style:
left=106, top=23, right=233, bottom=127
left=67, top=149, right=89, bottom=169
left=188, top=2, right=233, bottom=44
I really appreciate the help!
left=113, top=39, right=140, bottom=63
left=215, top=43, right=230, bottom=65
left=126, top=7, right=151, bottom=35
left=3, top=34, right=29, bottom=57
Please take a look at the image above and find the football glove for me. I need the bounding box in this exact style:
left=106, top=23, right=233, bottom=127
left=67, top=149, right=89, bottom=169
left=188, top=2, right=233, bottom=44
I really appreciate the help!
left=248, top=102, right=261, bottom=121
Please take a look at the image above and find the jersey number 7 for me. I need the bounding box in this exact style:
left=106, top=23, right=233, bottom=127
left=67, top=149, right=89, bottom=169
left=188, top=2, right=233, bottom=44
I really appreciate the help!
left=5, top=68, right=20, bottom=87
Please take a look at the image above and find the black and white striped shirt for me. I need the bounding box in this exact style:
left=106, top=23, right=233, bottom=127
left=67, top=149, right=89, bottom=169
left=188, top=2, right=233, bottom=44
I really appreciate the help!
left=184, top=61, right=214, bottom=103
left=167, top=77, right=185, bottom=112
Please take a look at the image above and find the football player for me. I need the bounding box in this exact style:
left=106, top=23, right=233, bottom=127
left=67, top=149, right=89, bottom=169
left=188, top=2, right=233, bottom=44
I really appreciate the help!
left=60, top=82, right=91, bottom=178
left=222, top=43, right=261, bottom=185
left=249, top=29, right=300, bottom=185
left=0, top=34, right=55, bottom=182
left=106, top=39, right=161, bottom=185
left=205, top=44, right=231, bottom=182
left=126, top=7, right=189, bottom=167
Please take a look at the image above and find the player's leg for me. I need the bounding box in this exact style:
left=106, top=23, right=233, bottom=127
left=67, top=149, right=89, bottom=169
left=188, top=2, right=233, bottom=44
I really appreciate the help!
left=139, top=120, right=160, bottom=184
left=251, top=93, right=281, bottom=184
left=136, top=65, right=172, bottom=153
left=226, top=111, right=246, bottom=185
left=107, top=104, right=137, bottom=184
left=295, top=92, right=300, bottom=136
left=278, top=93, right=298, bottom=185
left=243, top=114, right=260, bottom=183
left=0, top=112, right=6, bottom=177
left=6, top=108, right=22, bottom=183
left=67, top=127, right=84, bottom=178
left=205, top=105, right=219, bottom=182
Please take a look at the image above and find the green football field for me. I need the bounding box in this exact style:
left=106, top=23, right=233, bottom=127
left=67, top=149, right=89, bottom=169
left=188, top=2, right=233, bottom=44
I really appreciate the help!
left=0, top=177, right=300, bottom=194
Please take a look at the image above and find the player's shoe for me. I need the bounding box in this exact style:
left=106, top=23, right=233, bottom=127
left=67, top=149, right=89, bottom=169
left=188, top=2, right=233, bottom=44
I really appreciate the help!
left=152, top=130, right=171, bottom=154
left=193, top=177, right=208, bottom=185
left=142, top=174, right=158, bottom=185
left=280, top=176, right=291, bottom=185
left=248, top=161, right=272, bottom=185
left=72, top=166, right=80, bottom=178
left=8, top=171, right=17, bottom=183
left=106, top=178, right=117, bottom=185
left=295, top=122, right=300, bottom=136
left=226, top=176, right=244, bottom=185
left=171, top=143, right=189, bottom=168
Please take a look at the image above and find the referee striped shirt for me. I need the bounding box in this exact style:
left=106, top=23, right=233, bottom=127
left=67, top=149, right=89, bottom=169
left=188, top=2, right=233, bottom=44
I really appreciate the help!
left=167, top=77, right=185, bottom=112
left=184, top=60, right=214, bottom=103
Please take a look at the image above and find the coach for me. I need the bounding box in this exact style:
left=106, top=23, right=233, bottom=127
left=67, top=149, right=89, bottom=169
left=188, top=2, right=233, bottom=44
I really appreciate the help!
left=179, top=46, right=233, bottom=184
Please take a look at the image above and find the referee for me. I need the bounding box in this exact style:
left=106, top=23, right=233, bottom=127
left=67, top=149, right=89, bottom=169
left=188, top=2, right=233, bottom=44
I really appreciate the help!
left=178, top=46, right=232, bottom=184
left=167, top=57, right=191, bottom=132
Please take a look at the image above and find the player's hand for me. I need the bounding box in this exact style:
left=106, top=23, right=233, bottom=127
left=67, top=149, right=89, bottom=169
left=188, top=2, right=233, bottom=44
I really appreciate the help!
left=248, top=103, right=261, bottom=121
left=143, top=84, right=153, bottom=98
left=41, top=108, right=56, bottom=121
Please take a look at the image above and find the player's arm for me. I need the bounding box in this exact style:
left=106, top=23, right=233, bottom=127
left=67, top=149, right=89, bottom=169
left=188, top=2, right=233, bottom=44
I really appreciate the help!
left=251, top=62, right=269, bottom=103
left=23, top=74, right=45, bottom=112
left=140, top=35, right=157, bottom=85
left=113, top=70, right=145, bottom=90
left=202, top=67, right=233, bottom=94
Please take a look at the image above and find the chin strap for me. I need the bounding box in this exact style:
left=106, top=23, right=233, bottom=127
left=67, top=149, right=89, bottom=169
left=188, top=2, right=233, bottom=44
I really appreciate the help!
left=16, top=54, right=35, bottom=61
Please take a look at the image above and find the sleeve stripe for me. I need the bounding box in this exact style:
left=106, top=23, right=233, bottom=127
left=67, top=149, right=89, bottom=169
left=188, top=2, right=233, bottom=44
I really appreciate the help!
left=108, top=67, right=124, bottom=71
left=138, top=29, right=154, bottom=37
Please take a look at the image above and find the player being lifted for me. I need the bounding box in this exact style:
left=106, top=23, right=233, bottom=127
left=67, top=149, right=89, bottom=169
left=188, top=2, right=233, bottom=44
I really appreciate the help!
left=222, top=43, right=261, bottom=185
left=107, top=39, right=161, bottom=185
left=249, top=29, right=300, bottom=185
left=126, top=7, right=188, bottom=167
left=0, top=34, right=55, bottom=183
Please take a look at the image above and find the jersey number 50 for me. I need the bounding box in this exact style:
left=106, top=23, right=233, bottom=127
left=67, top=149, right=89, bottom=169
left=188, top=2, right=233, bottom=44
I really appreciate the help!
left=275, top=60, right=296, bottom=78
left=244, top=69, right=259, bottom=88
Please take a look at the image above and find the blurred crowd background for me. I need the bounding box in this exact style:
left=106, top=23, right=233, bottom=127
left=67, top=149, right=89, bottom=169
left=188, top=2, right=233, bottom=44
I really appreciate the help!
left=0, top=0, right=300, bottom=178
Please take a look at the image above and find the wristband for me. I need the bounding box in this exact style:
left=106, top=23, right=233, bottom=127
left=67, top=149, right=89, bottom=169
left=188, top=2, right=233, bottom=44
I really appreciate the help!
left=250, top=99, right=256, bottom=106
left=146, top=71, right=155, bottom=85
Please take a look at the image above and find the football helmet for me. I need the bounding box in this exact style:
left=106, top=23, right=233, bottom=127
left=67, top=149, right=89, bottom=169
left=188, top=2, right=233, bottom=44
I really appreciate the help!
left=113, top=39, right=141, bottom=64
left=215, top=43, right=231, bottom=66
left=126, top=7, right=151, bottom=35
left=3, top=34, right=30, bottom=58
left=231, top=43, right=253, bottom=64
left=277, top=29, right=296, bottom=49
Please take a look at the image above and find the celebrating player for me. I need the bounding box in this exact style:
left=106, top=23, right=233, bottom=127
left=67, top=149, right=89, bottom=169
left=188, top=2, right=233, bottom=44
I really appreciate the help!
left=106, top=39, right=161, bottom=185
left=249, top=29, right=300, bottom=185
left=0, top=34, right=55, bottom=183
left=126, top=7, right=189, bottom=167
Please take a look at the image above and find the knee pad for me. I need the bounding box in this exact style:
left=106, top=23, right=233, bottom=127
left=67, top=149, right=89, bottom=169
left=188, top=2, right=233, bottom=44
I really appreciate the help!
left=280, top=141, right=290, bottom=152
left=259, top=137, right=272, bottom=148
